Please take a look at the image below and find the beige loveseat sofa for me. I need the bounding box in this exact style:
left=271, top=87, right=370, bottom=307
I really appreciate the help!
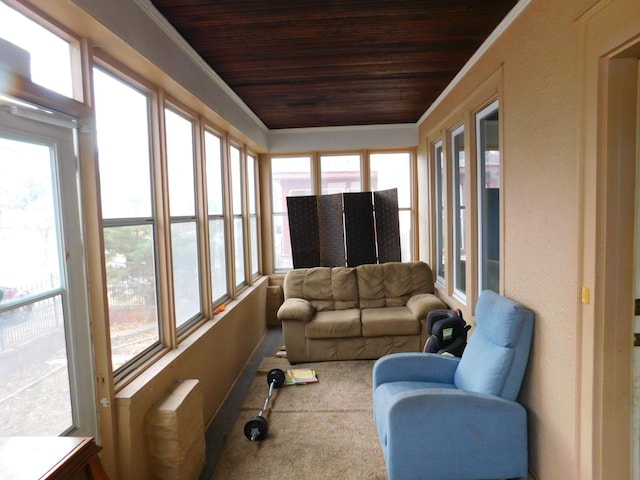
left=277, top=261, right=447, bottom=363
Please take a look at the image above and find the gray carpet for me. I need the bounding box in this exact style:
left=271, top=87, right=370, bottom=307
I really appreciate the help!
left=209, top=357, right=387, bottom=480
left=199, top=326, right=285, bottom=479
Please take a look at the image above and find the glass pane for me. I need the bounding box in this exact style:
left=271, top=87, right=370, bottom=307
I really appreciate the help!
left=477, top=103, right=500, bottom=293
left=0, top=136, right=72, bottom=435
left=165, top=109, right=195, bottom=217
left=399, top=209, right=412, bottom=263
left=0, top=138, right=61, bottom=298
left=271, top=156, right=311, bottom=271
left=234, top=217, right=245, bottom=285
left=0, top=2, right=73, bottom=97
left=434, top=142, right=445, bottom=283
left=230, top=145, right=242, bottom=215
left=452, top=128, right=466, bottom=296
left=272, top=213, right=292, bottom=270
left=209, top=218, right=227, bottom=301
left=94, top=68, right=152, bottom=219
left=370, top=152, right=411, bottom=208
left=0, top=296, right=73, bottom=435
left=271, top=156, right=312, bottom=213
left=104, top=224, right=159, bottom=370
left=171, top=222, right=201, bottom=327
left=205, top=131, right=223, bottom=215
left=247, top=154, right=257, bottom=215
left=250, top=216, right=259, bottom=275
left=320, top=154, right=361, bottom=194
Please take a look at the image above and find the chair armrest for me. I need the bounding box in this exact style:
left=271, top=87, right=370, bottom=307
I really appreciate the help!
left=406, top=293, right=448, bottom=320
left=277, top=298, right=315, bottom=322
left=380, top=389, right=528, bottom=479
left=373, top=352, right=460, bottom=388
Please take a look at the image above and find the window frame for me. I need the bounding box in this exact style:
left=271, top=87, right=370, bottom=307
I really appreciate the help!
left=247, top=151, right=260, bottom=278
left=433, top=140, right=446, bottom=287
left=269, top=155, right=314, bottom=272
left=450, top=124, right=467, bottom=302
left=228, top=141, right=247, bottom=289
left=203, top=127, right=229, bottom=305
left=475, top=100, right=501, bottom=295
left=268, top=149, right=417, bottom=272
left=162, top=102, right=203, bottom=332
left=91, top=60, right=165, bottom=379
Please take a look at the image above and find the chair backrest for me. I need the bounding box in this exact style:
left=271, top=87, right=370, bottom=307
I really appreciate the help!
left=454, top=290, right=534, bottom=401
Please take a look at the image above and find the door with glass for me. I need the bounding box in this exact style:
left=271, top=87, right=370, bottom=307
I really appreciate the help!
left=0, top=108, right=97, bottom=437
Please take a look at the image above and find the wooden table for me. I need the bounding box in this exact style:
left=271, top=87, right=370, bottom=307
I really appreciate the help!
left=0, top=436, right=108, bottom=479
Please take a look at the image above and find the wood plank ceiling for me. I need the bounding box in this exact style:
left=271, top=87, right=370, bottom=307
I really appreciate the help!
left=150, top=0, right=518, bottom=129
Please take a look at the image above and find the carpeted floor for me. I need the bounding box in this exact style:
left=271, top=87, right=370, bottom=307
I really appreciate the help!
left=209, top=356, right=388, bottom=480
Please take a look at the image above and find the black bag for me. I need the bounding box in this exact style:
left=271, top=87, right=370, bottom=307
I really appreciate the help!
left=423, top=309, right=471, bottom=358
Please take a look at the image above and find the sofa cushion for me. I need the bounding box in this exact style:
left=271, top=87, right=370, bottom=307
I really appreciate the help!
left=305, top=309, right=361, bottom=339
left=357, top=262, right=435, bottom=309
left=331, top=267, right=359, bottom=310
left=361, top=307, right=421, bottom=337
left=284, top=266, right=359, bottom=311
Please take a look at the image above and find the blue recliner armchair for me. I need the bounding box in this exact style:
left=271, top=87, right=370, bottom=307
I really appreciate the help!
left=372, top=290, right=534, bottom=480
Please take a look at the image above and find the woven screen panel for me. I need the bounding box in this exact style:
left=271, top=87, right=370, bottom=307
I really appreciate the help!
left=374, top=189, right=401, bottom=263
left=343, top=192, right=377, bottom=267
left=318, top=193, right=345, bottom=267
left=287, top=195, right=320, bottom=268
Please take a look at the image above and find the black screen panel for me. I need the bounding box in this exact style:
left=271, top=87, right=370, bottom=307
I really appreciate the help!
left=374, top=188, right=401, bottom=263
left=287, top=195, right=320, bottom=268
left=318, top=193, right=345, bottom=266
left=343, top=192, right=377, bottom=266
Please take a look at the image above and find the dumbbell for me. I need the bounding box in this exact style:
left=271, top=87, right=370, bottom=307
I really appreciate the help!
left=243, top=368, right=286, bottom=441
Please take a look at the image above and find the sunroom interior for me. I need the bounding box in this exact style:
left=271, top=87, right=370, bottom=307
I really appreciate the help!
left=0, top=0, right=639, bottom=479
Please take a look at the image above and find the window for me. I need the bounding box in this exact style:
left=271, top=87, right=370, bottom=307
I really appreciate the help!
left=320, top=154, right=361, bottom=194
left=451, top=126, right=466, bottom=299
left=230, top=144, right=245, bottom=286
left=271, top=156, right=312, bottom=271
left=204, top=130, right=228, bottom=302
left=476, top=101, right=500, bottom=293
left=0, top=1, right=74, bottom=98
left=370, top=152, right=413, bottom=261
left=270, top=151, right=416, bottom=270
left=164, top=107, right=201, bottom=328
left=434, top=141, right=446, bottom=285
left=247, top=153, right=260, bottom=277
left=93, top=67, right=161, bottom=372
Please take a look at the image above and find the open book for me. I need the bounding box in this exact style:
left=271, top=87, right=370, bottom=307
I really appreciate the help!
left=285, top=369, right=318, bottom=385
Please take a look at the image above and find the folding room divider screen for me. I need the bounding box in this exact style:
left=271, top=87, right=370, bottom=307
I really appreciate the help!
left=286, top=189, right=401, bottom=268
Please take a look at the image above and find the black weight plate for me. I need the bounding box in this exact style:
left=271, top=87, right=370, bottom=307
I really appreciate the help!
left=267, top=368, right=286, bottom=388
left=244, top=415, right=269, bottom=441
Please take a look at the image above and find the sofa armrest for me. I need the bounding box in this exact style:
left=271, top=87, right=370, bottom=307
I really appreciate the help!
left=373, top=352, right=460, bottom=388
left=406, top=293, right=448, bottom=320
left=277, top=298, right=315, bottom=323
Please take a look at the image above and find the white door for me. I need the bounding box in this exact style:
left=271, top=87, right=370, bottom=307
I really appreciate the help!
left=0, top=108, right=97, bottom=437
